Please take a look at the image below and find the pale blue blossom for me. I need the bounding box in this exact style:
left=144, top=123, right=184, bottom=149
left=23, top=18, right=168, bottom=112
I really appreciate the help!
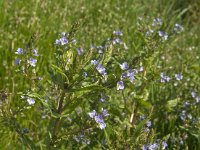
left=120, top=62, right=129, bottom=70
left=152, top=18, right=162, bottom=26
left=28, top=57, right=37, bottom=67
left=101, top=108, right=109, bottom=117
left=158, top=31, right=168, bottom=40
left=149, top=143, right=158, bottom=150
left=27, top=97, right=35, bottom=105
left=162, top=141, right=168, bottom=149
left=15, top=48, right=24, bottom=55
left=91, top=60, right=98, bottom=65
left=32, top=49, right=39, bottom=56
left=117, top=81, right=124, bottom=90
left=96, top=64, right=107, bottom=77
left=99, top=122, right=106, bottom=130
left=175, top=73, right=183, bottom=80
left=88, top=110, right=97, bottom=119
left=99, top=93, right=106, bottom=102
left=82, top=72, right=88, bottom=78
left=60, top=37, right=68, bottom=45
left=174, top=24, right=184, bottom=33
left=160, top=73, right=170, bottom=83
left=113, top=30, right=123, bottom=36
left=14, top=59, right=21, bottom=65
left=76, top=47, right=84, bottom=55
left=146, top=121, right=152, bottom=127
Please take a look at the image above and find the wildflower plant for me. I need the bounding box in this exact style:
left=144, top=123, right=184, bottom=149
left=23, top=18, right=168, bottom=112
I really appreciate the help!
left=0, top=2, right=200, bottom=149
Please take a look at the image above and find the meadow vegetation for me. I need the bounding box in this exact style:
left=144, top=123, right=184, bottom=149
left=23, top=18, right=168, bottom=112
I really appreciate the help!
left=0, top=0, right=200, bottom=149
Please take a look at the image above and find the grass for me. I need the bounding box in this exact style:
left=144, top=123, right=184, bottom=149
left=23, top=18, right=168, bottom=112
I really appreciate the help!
left=0, top=0, right=200, bottom=149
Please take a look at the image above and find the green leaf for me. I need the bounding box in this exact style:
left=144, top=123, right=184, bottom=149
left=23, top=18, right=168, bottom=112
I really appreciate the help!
left=166, top=98, right=180, bottom=111
left=132, top=118, right=149, bottom=141
left=137, top=99, right=152, bottom=109
left=51, top=64, right=69, bottom=83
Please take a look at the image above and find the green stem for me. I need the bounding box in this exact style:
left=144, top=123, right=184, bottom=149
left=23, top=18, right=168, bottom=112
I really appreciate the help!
left=51, top=91, right=65, bottom=145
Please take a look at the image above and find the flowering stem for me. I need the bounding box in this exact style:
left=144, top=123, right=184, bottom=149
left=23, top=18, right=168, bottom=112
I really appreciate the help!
left=51, top=91, right=65, bottom=145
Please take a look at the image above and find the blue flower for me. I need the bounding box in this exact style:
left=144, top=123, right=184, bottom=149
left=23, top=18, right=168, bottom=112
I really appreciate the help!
left=121, top=72, right=128, bottom=79
left=55, top=35, right=68, bottom=46
left=142, top=145, right=147, bottom=150
left=99, top=122, right=106, bottom=130
left=138, top=66, right=144, bottom=72
left=175, top=73, right=183, bottom=81
left=117, top=81, right=124, bottom=90
left=187, top=114, right=192, bottom=120
left=76, top=47, right=84, bottom=55
left=88, top=110, right=97, bottom=119
left=196, top=96, right=200, bottom=103
left=174, top=24, right=184, bottom=33
left=158, top=31, right=164, bottom=36
left=91, top=60, right=98, bottom=65
left=127, top=69, right=135, bottom=82
left=94, top=115, right=106, bottom=130
left=61, top=32, right=67, bottom=37
left=180, top=110, right=186, bottom=121
left=95, top=114, right=104, bottom=124
left=60, top=36, right=68, bottom=45
left=148, top=143, right=158, bottom=150
left=82, top=72, right=88, bottom=78
left=146, top=121, right=152, bottom=127
left=112, top=38, right=123, bottom=45
left=28, top=57, right=37, bottom=67
left=55, top=39, right=61, bottom=45
left=96, top=64, right=107, bottom=77
left=152, top=18, right=162, bottom=26
left=14, top=59, right=21, bottom=65
left=89, top=109, right=108, bottom=130
left=158, top=31, right=168, bottom=40
left=15, top=48, right=24, bottom=55
left=32, top=49, right=39, bottom=56
left=162, top=141, right=168, bottom=149
left=113, top=30, right=123, bottom=36
left=101, top=108, right=109, bottom=117
left=99, top=93, right=106, bottom=102
left=120, top=62, right=129, bottom=70
left=191, top=91, right=196, bottom=98
left=27, top=97, right=35, bottom=105
left=160, top=73, right=170, bottom=83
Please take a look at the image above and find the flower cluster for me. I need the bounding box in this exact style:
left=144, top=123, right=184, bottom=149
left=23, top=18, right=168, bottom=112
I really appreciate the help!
left=55, top=32, right=68, bottom=45
left=175, top=73, right=183, bottom=81
left=117, top=62, right=143, bottom=90
left=21, top=95, right=35, bottom=105
left=144, top=17, right=184, bottom=43
left=99, top=93, right=106, bottom=102
left=88, top=108, right=109, bottom=130
left=191, top=91, right=200, bottom=103
left=152, top=18, right=162, bottom=27
left=91, top=60, right=107, bottom=77
left=158, top=31, right=168, bottom=41
left=76, top=47, right=84, bottom=55
left=180, top=110, right=193, bottom=121
left=73, top=133, right=91, bottom=145
left=160, top=73, right=170, bottom=83
left=173, top=24, right=184, bottom=33
left=15, top=48, right=38, bottom=67
left=15, top=48, right=24, bottom=55
left=112, top=30, right=128, bottom=50
left=142, top=141, right=167, bottom=150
